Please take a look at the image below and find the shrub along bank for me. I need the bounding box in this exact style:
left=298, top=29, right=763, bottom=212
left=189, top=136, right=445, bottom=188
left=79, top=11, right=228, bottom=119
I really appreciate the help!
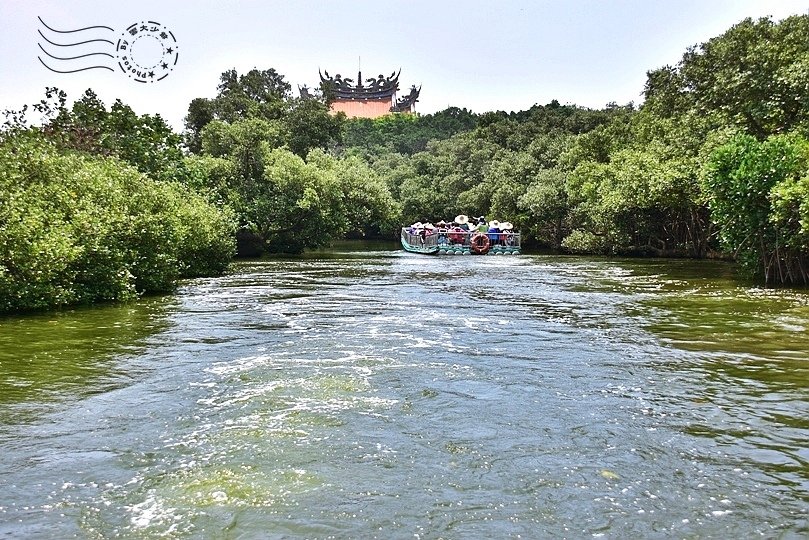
left=0, top=130, right=236, bottom=313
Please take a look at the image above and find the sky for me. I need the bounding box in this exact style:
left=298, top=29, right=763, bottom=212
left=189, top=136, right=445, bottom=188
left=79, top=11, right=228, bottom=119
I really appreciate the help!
left=1, top=0, right=808, bottom=131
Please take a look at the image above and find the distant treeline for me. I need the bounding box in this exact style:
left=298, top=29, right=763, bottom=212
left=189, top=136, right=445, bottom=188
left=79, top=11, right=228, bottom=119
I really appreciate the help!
left=342, top=14, right=809, bottom=285
left=2, top=14, right=808, bottom=312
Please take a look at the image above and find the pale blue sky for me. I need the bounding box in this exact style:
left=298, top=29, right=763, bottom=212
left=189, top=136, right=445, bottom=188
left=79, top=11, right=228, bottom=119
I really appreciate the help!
left=1, top=0, right=808, bottom=131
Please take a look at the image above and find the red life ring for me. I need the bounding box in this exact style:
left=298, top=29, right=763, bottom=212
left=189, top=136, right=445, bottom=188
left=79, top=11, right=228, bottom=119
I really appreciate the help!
left=470, top=232, right=491, bottom=254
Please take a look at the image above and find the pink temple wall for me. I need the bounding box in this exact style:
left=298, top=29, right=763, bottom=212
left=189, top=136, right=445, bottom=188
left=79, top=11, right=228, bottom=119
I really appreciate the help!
left=330, top=98, right=393, bottom=119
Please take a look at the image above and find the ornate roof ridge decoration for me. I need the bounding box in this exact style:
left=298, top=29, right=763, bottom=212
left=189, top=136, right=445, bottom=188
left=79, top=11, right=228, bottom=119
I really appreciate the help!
left=320, top=68, right=401, bottom=100
left=390, top=84, right=421, bottom=112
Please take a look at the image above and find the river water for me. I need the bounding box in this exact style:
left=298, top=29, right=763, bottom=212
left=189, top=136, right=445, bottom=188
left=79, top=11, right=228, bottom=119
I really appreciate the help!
left=1, top=245, right=807, bottom=539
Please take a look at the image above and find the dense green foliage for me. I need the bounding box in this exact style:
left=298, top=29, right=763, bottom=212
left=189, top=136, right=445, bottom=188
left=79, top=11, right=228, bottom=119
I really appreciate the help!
left=184, top=68, right=401, bottom=254
left=343, top=107, right=478, bottom=155
left=0, top=131, right=235, bottom=313
left=678, top=16, right=809, bottom=138
left=184, top=68, right=343, bottom=158
left=351, top=101, right=635, bottom=250
left=26, top=87, right=192, bottom=183
left=703, top=134, right=809, bottom=283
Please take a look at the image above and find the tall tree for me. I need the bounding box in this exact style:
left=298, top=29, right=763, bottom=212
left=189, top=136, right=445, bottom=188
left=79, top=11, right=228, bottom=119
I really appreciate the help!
left=676, top=15, right=809, bottom=138
left=184, top=68, right=295, bottom=149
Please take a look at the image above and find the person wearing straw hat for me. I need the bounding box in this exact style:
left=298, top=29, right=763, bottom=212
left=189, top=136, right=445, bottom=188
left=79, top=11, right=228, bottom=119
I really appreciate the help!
left=500, top=221, right=514, bottom=245
left=487, top=220, right=501, bottom=245
left=454, top=214, right=470, bottom=231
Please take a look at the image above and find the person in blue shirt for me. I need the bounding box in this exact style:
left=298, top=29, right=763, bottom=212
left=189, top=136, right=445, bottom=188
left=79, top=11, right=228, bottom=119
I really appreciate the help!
left=436, top=220, right=449, bottom=245
left=487, top=220, right=501, bottom=245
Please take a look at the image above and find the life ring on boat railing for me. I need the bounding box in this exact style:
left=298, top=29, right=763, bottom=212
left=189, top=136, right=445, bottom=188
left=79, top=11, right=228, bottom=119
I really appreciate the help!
left=470, top=232, right=491, bottom=254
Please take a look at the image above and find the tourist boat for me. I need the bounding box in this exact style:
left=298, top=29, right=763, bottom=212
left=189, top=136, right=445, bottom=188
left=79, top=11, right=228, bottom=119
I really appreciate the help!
left=400, top=218, right=521, bottom=256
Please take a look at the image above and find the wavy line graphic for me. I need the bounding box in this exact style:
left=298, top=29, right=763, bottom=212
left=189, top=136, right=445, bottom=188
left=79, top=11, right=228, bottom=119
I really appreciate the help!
left=38, top=16, right=113, bottom=33
left=38, top=57, right=114, bottom=73
left=37, top=43, right=113, bottom=61
left=38, top=29, right=114, bottom=47
left=37, top=17, right=114, bottom=73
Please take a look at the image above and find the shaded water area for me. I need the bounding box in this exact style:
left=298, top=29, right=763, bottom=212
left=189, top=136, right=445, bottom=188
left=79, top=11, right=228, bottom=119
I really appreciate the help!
left=1, top=243, right=807, bottom=538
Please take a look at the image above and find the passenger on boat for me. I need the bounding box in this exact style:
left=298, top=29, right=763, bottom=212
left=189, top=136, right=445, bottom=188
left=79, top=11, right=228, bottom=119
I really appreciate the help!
left=436, top=221, right=449, bottom=244
left=500, top=222, right=514, bottom=245
left=487, top=220, right=501, bottom=245
left=455, top=214, right=470, bottom=232
left=448, top=225, right=465, bottom=244
left=410, top=222, right=425, bottom=244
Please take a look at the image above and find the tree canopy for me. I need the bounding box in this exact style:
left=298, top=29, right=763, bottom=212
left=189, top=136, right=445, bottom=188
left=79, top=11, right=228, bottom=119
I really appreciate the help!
left=182, top=68, right=401, bottom=255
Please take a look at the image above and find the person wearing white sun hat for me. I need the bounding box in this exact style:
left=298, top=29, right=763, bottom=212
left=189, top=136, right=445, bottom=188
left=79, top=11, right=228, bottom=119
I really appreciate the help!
left=500, top=222, right=514, bottom=245
left=487, top=220, right=501, bottom=244
left=454, top=214, right=470, bottom=232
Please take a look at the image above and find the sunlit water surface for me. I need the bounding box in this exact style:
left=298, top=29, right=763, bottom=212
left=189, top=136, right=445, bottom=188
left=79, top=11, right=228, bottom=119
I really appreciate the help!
left=1, top=245, right=807, bottom=538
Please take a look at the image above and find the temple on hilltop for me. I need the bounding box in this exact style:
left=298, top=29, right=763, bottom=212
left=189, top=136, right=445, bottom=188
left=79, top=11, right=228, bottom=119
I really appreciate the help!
left=310, top=69, right=420, bottom=118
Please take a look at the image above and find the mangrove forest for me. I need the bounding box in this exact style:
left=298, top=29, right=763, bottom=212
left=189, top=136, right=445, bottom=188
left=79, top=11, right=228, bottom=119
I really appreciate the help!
left=3, top=14, right=809, bottom=313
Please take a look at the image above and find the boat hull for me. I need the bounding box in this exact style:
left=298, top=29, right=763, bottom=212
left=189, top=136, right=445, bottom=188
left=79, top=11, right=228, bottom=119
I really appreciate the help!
left=400, top=236, right=439, bottom=254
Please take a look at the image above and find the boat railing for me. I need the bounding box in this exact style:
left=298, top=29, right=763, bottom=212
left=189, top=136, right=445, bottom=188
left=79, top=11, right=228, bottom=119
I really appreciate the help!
left=401, top=228, right=440, bottom=248
left=401, top=228, right=521, bottom=248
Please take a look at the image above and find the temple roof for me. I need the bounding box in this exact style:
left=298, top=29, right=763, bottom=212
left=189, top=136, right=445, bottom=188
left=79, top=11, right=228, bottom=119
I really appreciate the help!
left=320, top=69, right=401, bottom=100
left=390, top=85, right=421, bottom=112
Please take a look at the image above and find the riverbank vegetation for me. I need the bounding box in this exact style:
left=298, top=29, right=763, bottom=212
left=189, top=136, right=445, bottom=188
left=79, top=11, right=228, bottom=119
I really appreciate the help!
left=2, top=14, right=808, bottom=313
left=342, top=14, right=809, bottom=284
left=0, top=134, right=235, bottom=312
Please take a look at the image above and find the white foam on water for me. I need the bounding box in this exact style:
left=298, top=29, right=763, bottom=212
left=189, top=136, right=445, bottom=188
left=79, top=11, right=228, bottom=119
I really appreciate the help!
left=128, top=491, right=179, bottom=531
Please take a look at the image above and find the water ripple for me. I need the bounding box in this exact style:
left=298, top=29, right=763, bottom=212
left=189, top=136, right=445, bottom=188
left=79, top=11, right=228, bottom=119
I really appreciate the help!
left=0, top=252, right=807, bottom=538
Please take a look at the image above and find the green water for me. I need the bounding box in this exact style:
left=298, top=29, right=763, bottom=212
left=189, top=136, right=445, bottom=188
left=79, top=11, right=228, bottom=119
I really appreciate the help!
left=0, top=248, right=807, bottom=538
